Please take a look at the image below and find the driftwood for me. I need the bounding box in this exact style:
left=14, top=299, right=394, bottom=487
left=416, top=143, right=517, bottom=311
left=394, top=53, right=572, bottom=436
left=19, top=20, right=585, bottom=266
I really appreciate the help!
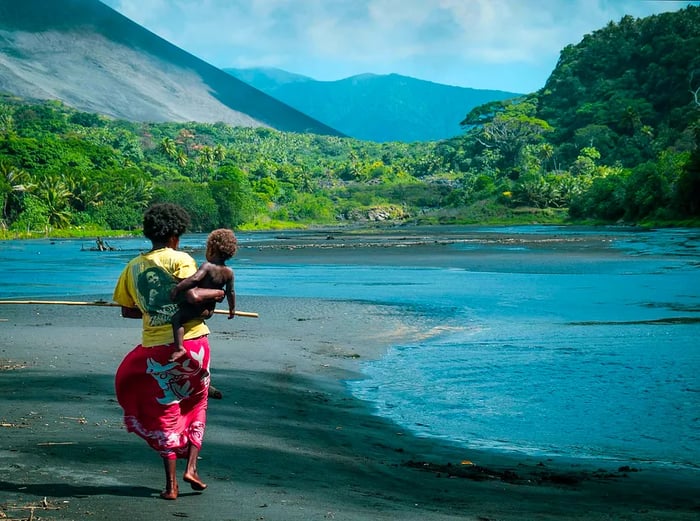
left=0, top=300, right=258, bottom=318
left=81, top=237, right=119, bottom=251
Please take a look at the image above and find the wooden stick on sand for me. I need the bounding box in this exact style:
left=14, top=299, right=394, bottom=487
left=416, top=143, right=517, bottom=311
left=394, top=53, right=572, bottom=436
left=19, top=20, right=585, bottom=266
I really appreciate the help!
left=0, top=300, right=258, bottom=318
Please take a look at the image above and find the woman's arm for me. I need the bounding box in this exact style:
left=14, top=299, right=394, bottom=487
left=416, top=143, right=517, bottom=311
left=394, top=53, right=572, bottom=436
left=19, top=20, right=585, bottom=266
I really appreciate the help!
left=120, top=306, right=143, bottom=319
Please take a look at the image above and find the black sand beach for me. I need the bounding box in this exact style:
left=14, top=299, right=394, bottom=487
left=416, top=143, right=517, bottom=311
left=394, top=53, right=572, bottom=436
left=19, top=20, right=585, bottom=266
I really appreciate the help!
left=1, top=230, right=699, bottom=520
left=1, top=295, right=698, bottom=521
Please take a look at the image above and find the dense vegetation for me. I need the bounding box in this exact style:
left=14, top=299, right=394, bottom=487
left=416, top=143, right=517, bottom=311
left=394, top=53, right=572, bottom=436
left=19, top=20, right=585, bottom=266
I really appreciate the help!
left=455, top=7, right=700, bottom=225
left=1, top=7, right=699, bottom=238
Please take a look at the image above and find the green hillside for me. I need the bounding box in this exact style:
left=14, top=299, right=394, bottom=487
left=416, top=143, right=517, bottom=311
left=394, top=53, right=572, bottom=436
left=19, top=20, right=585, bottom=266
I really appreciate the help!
left=538, top=7, right=700, bottom=167
left=1, top=6, right=699, bottom=239
left=455, top=5, right=700, bottom=222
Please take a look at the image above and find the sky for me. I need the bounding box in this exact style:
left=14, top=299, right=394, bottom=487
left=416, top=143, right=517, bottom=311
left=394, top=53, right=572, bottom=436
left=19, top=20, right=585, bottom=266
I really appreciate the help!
left=100, top=0, right=698, bottom=94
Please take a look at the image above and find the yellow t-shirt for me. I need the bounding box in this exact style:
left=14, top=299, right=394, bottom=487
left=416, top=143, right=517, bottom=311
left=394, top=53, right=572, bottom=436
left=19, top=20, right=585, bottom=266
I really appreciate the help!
left=113, top=247, right=209, bottom=347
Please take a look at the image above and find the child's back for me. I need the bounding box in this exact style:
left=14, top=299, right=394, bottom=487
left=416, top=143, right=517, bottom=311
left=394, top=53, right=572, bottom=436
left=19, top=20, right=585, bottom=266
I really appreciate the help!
left=169, top=229, right=238, bottom=362
left=180, top=261, right=233, bottom=314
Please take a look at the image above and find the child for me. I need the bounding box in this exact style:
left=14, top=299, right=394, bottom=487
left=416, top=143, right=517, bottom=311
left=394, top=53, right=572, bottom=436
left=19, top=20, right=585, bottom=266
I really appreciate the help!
left=169, top=228, right=237, bottom=363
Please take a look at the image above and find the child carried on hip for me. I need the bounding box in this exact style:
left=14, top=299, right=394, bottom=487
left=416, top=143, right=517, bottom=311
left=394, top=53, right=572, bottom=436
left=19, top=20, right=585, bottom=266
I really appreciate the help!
left=169, top=228, right=237, bottom=362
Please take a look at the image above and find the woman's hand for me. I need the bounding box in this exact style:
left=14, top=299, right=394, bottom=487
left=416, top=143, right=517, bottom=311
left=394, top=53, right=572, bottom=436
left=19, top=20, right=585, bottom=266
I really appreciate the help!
left=121, top=306, right=142, bottom=319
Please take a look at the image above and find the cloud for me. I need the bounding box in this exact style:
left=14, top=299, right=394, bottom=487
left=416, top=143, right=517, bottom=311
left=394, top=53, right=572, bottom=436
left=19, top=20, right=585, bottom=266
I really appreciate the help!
left=101, top=0, right=698, bottom=92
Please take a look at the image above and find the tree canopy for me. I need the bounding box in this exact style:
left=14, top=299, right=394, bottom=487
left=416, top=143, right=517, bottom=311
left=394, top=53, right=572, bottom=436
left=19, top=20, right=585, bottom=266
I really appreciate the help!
left=1, top=6, right=699, bottom=237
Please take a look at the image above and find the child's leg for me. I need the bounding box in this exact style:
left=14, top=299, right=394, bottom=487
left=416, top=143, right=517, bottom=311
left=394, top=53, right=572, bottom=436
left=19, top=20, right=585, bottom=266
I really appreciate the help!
left=169, top=309, right=189, bottom=362
left=183, top=290, right=223, bottom=397
left=186, top=287, right=225, bottom=305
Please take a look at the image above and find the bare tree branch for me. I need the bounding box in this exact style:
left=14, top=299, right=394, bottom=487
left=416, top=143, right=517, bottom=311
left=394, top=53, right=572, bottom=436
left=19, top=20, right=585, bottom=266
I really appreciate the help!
left=690, top=71, right=700, bottom=107
left=475, top=137, right=493, bottom=148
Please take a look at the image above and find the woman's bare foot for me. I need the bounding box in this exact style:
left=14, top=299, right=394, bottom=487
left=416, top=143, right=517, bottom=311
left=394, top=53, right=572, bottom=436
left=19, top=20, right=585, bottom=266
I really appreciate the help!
left=160, top=485, right=178, bottom=500
left=208, top=385, right=223, bottom=399
left=161, top=457, right=178, bottom=499
left=183, top=472, right=207, bottom=491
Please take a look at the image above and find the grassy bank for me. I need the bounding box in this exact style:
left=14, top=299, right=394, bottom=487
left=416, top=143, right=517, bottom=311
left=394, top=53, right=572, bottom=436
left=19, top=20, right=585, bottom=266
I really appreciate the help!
left=2, top=212, right=698, bottom=241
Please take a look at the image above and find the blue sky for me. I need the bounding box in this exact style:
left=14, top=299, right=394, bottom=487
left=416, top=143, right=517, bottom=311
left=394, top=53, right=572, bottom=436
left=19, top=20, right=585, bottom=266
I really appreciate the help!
left=100, top=0, right=698, bottom=93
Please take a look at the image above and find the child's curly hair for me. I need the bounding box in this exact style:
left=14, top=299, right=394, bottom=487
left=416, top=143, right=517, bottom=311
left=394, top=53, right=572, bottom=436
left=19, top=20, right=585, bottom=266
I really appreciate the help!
left=143, top=203, right=190, bottom=242
left=207, top=228, right=238, bottom=259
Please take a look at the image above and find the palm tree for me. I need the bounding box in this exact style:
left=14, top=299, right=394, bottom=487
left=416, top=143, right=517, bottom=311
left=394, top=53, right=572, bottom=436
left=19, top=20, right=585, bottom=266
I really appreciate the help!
left=515, top=176, right=559, bottom=209
left=65, top=175, right=102, bottom=212
left=159, top=137, right=177, bottom=160
left=0, top=112, right=15, bottom=137
left=0, top=103, right=15, bottom=137
left=297, top=165, right=314, bottom=193
left=195, top=145, right=215, bottom=182
left=0, top=161, right=33, bottom=224
left=35, top=175, right=73, bottom=228
left=176, top=151, right=188, bottom=169
left=537, top=143, right=555, bottom=173
left=213, top=144, right=226, bottom=162
left=115, top=178, right=153, bottom=209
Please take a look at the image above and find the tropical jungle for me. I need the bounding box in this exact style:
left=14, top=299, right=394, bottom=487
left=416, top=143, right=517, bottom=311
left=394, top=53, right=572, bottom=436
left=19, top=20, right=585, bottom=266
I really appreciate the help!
left=1, top=7, right=699, bottom=238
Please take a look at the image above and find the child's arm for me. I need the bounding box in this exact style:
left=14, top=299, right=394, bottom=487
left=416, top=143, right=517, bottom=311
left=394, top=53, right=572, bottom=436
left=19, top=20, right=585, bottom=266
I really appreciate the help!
left=225, top=271, right=236, bottom=319
left=170, top=265, right=208, bottom=301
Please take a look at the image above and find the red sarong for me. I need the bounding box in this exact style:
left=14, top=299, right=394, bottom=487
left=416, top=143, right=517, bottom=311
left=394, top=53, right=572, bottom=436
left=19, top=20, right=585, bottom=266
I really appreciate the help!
left=115, top=336, right=211, bottom=460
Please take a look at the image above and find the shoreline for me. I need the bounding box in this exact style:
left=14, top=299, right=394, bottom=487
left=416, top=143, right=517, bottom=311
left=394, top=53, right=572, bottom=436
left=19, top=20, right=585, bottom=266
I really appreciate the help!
left=1, top=297, right=699, bottom=520
left=2, top=218, right=699, bottom=243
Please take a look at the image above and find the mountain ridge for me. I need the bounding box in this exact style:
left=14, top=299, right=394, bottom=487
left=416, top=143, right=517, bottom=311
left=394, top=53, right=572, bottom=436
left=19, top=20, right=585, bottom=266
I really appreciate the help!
left=0, top=0, right=341, bottom=135
left=225, top=67, right=521, bottom=142
left=0, top=0, right=521, bottom=143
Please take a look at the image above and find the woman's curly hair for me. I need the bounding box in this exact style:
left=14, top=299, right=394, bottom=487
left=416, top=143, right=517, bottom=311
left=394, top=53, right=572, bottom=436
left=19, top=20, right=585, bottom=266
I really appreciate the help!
left=207, top=228, right=238, bottom=259
left=142, top=203, right=191, bottom=242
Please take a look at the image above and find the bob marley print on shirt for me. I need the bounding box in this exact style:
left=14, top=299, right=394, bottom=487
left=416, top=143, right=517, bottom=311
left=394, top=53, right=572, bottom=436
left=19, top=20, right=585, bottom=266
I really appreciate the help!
left=135, top=265, right=180, bottom=327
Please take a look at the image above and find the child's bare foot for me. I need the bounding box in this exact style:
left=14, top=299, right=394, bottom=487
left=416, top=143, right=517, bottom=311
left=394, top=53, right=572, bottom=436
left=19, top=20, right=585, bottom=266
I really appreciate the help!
left=168, top=346, right=187, bottom=362
left=160, top=485, right=178, bottom=500
left=183, top=472, right=207, bottom=491
left=208, top=385, right=223, bottom=399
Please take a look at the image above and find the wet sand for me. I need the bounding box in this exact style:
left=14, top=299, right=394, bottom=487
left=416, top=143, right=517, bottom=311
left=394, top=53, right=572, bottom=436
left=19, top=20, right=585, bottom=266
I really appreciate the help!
left=230, top=226, right=644, bottom=274
left=1, top=233, right=699, bottom=520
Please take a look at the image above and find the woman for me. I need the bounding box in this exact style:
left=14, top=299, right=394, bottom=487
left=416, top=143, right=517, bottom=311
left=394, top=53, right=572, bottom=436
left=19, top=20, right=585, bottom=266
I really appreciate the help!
left=113, top=203, right=224, bottom=500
